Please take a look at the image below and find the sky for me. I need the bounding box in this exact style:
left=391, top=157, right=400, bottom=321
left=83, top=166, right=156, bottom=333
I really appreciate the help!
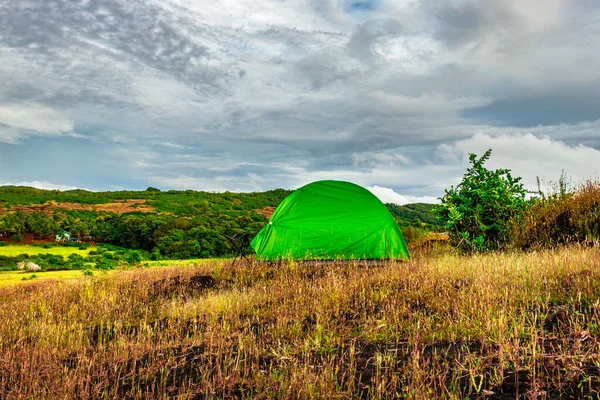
left=1, top=0, right=600, bottom=204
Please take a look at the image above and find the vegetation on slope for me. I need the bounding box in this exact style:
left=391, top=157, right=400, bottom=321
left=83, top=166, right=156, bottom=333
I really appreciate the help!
left=513, top=179, right=600, bottom=249
left=386, top=202, right=442, bottom=229
left=0, top=186, right=442, bottom=261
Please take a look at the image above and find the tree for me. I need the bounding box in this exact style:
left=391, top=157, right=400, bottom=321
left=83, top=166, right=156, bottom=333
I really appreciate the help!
left=26, top=212, right=59, bottom=238
left=434, top=149, right=526, bottom=251
left=2, top=212, right=27, bottom=240
left=69, top=219, right=90, bottom=239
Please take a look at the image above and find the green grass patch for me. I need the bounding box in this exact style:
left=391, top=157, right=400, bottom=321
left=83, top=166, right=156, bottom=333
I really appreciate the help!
left=0, top=244, right=93, bottom=257
left=0, top=258, right=229, bottom=286
left=0, top=269, right=96, bottom=286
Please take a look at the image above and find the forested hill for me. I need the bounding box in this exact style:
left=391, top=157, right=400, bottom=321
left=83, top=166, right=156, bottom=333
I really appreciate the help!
left=386, top=203, right=442, bottom=228
left=0, top=186, right=441, bottom=258
left=0, top=186, right=291, bottom=215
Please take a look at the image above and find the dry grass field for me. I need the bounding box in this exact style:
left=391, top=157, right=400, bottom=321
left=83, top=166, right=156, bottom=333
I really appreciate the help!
left=1, top=248, right=599, bottom=399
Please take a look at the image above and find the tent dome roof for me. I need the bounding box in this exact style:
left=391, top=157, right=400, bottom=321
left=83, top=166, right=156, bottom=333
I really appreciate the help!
left=251, top=180, right=409, bottom=260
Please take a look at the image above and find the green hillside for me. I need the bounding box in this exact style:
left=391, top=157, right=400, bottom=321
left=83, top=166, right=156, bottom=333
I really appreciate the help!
left=0, top=186, right=440, bottom=258
left=386, top=203, right=443, bottom=229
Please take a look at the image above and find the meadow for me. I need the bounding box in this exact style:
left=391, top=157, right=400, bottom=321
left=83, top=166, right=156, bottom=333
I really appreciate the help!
left=0, top=244, right=93, bottom=257
left=1, top=247, right=599, bottom=399
left=0, top=243, right=220, bottom=287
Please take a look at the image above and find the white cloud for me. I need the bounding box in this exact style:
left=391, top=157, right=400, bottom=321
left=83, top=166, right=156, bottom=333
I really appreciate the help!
left=367, top=186, right=439, bottom=205
left=248, top=172, right=265, bottom=191
left=438, top=133, right=600, bottom=190
left=367, top=91, right=493, bottom=115
left=0, top=103, right=74, bottom=143
left=0, top=125, right=20, bottom=144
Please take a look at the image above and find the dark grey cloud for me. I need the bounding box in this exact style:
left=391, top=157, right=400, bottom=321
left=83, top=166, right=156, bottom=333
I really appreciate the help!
left=463, top=85, right=600, bottom=129
left=0, top=0, right=210, bottom=74
left=0, top=0, right=600, bottom=201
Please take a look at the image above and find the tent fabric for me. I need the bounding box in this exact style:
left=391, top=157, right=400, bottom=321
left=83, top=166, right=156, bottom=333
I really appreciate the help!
left=251, top=180, right=410, bottom=261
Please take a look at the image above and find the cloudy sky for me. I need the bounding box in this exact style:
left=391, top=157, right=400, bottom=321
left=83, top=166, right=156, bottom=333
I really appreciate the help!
left=1, top=0, right=599, bottom=204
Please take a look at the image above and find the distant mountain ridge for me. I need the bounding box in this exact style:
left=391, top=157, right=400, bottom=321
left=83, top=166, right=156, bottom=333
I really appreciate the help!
left=0, top=186, right=440, bottom=226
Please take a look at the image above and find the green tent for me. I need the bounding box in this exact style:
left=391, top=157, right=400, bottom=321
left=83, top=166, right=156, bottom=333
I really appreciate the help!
left=251, top=180, right=410, bottom=261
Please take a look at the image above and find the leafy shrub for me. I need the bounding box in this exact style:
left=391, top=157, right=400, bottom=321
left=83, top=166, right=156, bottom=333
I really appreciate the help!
left=0, top=254, right=30, bottom=271
left=69, top=261, right=86, bottom=270
left=434, top=149, right=527, bottom=252
left=68, top=253, right=84, bottom=262
left=126, top=251, right=143, bottom=265
left=95, top=259, right=116, bottom=271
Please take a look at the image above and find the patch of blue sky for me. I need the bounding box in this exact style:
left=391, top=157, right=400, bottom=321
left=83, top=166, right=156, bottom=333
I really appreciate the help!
left=346, top=0, right=377, bottom=12
left=344, top=0, right=381, bottom=22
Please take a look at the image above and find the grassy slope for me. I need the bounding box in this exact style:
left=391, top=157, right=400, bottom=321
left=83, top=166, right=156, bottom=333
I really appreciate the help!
left=1, top=248, right=599, bottom=398
left=0, top=244, right=93, bottom=257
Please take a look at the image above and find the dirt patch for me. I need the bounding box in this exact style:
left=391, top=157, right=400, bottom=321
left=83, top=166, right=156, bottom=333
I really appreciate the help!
left=0, top=200, right=156, bottom=215
left=254, top=206, right=276, bottom=219
left=151, top=274, right=228, bottom=300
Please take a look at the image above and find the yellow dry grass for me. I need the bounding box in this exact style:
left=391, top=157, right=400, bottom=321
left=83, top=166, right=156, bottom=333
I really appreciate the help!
left=0, top=248, right=599, bottom=398
left=0, top=244, right=93, bottom=257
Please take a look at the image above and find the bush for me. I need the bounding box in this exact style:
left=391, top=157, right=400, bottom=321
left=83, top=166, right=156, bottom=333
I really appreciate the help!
left=402, top=225, right=426, bottom=244
left=513, top=180, right=600, bottom=249
left=434, top=149, right=527, bottom=252
left=126, top=251, right=143, bottom=265
left=95, top=259, right=116, bottom=271
left=68, top=253, right=84, bottom=262
left=0, top=254, right=30, bottom=271
left=70, top=261, right=86, bottom=270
